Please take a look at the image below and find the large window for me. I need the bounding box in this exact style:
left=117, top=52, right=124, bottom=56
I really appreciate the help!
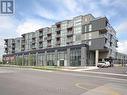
left=70, top=48, right=81, bottom=66
left=85, top=26, right=87, bottom=32
left=89, top=24, right=92, bottom=31
left=46, top=52, right=55, bottom=66
left=75, top=34, right=81, bottom=41
left=74, top=26, right=82, bottom=33
left=38, top=53, right=44, bottom=66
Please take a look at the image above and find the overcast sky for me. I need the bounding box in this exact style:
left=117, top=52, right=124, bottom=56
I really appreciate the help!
left=0, top=0, right=127, bottom=60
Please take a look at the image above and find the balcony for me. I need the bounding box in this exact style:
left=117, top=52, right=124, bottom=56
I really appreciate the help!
left=56, top=34, right=61, bottom=38
left=39, top=30, right=43, bottom=37
left=66, top=38, right=73, bottom=43
left=12, top=50, right=15, bottom=53
left=21, top=45, right=25, bottom=51
left=21, top=38, right=25, bottom=44
left=21, top=47, right=25, bottom=51
left=67, top=31, right=73, bottom=36
left=32, top=40, right=36, bottom=44
left=68, top=22, right=73, bottom=28
left=99, top=34, right=108, bottom=39
left=12, top=39, right=15, bottom=43
left=56, top=28, right=61, bottom=32
left=47, top=43, right=52, bottom=47
left=56, top=40, right=61, bottom=45
left=66, top=42, right=73, bottom=46
left=4, top=50, right=8, bottom=53
left=39, top=44, right=43, bottom=48
left=47, top=30, right=52, bottom=35
left=12, top=42, right=15, bottom=46
left=31, top=45, right=36, bottom=49
left=4, top=47, right=8, bottom=53
left=4, top=42, right=8, bottom=45
left=21, top=42, right=25, bottom=45
left=21, top=37, right=25, bottom=41
left=104, top=41, right=110, bottom=49
left=56, top=22, right=61, bottom=28
left=39, top=38, right=43, bottom=42
left=47, top=36, right=52, bottom=41
left=12, top=45, right=15, bottom=48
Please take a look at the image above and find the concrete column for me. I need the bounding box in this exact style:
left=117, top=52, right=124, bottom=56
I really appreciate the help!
left=57, top=60, right=60, bottom=67
left=67, top=48, right=70, bottom=66
left=54, top=50, right=58, bottom=66
left=44, top=51, right=47, bottom=66
left=15, top=55, right=17, bottom=65
left=81, top=47, right=87, bottom=66
left=41, top=53, right=43, bottom=66
left=22, top=54, right=24, bottom=66
left=36, top=52, right=38, bottom=66
left=95, top=50, right=99, bottom=67
left=28, top=53, right=30, bottom=66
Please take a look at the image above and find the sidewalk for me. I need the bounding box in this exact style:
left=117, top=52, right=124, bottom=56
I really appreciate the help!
left=61, top=66, right=127, bottom=77
left=61, top=66, right=98, bottom=71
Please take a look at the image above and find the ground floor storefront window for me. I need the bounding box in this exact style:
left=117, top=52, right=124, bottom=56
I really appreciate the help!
left=46, top=52, right=56, bottom=66
left=70, top=48, right=81, bottom=66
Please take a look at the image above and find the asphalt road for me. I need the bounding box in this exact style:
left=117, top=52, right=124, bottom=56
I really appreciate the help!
left=0, top=67, right=127, bottom=95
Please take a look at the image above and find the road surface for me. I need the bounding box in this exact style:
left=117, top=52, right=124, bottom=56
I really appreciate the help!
left=0, top=67, right=127, bottom=95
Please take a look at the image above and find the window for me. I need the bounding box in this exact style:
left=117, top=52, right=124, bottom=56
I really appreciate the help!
left=70, top=48, right=81, bottom=66
left=89, top=41, right=91, bottom=46
left=89, top=33, right=92, bottom=39
left=47, top=52, right=55, bottom=66
left=89, top=24, right=92, bottom=31
left=76, top=34, right=81, bottom=41
left=85, top=26, right=87, bottom=32
left=74, top=27, right=81, bottom=33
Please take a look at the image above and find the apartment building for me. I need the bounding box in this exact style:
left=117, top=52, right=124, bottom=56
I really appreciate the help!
left=3, top=14, right=126, bottom=66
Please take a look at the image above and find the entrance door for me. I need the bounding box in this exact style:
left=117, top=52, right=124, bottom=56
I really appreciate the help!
left=60, top=60, right=64, bottom=66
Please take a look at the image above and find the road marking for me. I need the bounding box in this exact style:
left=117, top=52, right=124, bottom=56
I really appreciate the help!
left=75, top=83, right=89, bottom=91
left=80, top=84, right=122, bottom=95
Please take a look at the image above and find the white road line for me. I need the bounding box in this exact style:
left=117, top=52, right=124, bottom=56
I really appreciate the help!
left=75, top=83, right=89, bottom=91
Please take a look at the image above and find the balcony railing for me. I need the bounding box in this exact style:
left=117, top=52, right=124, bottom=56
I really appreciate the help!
left=47, top=36, right=52, bottom=40
left=56, top=41, right=61, bottom=45
left=67, top=31, right=73, bottom=36
left=39, top=44, right=43, bottom=48
left=32, top=40, right=36, bottom=43
left=47, top=44, right=52, bottom=47
left=4, top=50, right=8, bottom=53
left=31, top=45, right=36, bottom=49
left=4, top=42, right=8, bottom=45
left=56, top=28, right=61, bottom=32
left=66, top=39, right=73, bottom=43
left=21, top=47, right=25, bottom=51
left=99, top=34, right=108, bottom=39
left=56, top=34, right=61, bottom=38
